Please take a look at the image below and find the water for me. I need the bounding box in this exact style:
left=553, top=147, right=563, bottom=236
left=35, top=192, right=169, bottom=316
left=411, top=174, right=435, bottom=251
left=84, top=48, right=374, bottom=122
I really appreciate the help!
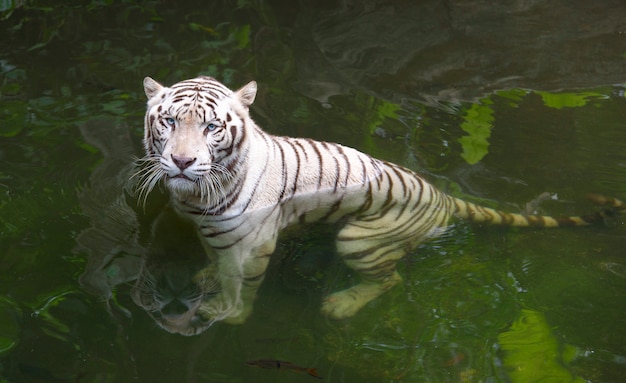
left=1, top=1, right=625, bottom=382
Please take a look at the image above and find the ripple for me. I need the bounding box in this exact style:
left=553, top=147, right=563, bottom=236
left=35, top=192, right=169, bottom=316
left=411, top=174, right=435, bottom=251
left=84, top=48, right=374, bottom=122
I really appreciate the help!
left=600, top=262, right=626, bottom=278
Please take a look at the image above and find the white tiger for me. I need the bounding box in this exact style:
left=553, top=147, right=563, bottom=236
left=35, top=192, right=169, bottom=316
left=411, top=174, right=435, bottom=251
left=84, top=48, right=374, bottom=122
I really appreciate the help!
left=134, top=75, right=624, bottom=335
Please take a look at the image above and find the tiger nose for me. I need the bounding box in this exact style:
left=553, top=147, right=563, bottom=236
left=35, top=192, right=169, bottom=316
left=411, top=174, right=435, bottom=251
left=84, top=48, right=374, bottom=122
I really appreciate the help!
left=171, top=155, right=196, bottom=170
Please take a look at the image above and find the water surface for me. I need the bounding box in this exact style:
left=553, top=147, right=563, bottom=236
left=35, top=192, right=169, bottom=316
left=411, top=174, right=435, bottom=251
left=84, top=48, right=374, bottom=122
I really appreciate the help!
left=1, top=1, right=625, bottom=382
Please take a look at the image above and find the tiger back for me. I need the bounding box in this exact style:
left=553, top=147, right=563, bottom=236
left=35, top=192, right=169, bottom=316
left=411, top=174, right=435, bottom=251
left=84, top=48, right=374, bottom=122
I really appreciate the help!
left=135, top=75, right=625, bottom=335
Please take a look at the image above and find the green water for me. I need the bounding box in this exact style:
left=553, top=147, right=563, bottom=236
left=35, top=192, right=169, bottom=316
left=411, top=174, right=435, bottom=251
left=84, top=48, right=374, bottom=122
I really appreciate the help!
left=1, top=1, right=625, bottom=382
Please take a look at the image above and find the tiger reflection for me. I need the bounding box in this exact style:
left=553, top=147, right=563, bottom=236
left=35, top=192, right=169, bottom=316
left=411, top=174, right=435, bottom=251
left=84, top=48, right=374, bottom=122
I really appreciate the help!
left=130, top=205, right=222, bottom=336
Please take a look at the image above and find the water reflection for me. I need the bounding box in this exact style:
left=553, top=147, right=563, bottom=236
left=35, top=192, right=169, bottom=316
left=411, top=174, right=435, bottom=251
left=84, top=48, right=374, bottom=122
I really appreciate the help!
left=75, top=119, right=144, bottom=301
left=298, top=0, right=626, bottom=105
left=130, top=204, right=217, bottom=336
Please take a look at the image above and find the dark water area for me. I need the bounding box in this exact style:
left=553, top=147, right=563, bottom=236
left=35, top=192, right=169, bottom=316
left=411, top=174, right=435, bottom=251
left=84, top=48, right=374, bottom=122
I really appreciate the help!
left=1, top=1, right=625, bottom=382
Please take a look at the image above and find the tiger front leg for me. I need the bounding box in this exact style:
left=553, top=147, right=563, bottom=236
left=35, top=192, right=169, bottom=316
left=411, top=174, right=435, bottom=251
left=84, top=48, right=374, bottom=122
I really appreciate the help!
left=197, top=245, right=273, bottom=325
left=220, top=269, right=268, bottom=325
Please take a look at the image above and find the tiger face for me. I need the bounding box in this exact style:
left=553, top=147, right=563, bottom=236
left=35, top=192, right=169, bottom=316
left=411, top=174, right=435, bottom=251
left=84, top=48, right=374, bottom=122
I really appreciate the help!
left=138, top=76, right=257, bottom=204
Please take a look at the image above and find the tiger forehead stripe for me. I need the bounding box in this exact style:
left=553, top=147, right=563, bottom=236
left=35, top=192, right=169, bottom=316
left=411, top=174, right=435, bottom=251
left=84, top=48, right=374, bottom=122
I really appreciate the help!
left=171, top=78, right=232, bottom=97
left=168, top=88, right=229, bottom=111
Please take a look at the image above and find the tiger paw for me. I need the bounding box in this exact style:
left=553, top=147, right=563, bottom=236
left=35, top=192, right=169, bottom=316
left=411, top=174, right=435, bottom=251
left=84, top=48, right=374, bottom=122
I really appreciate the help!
left=321, top=290, right=364, bottom=319
left=321, top=272, right=402, bottom=319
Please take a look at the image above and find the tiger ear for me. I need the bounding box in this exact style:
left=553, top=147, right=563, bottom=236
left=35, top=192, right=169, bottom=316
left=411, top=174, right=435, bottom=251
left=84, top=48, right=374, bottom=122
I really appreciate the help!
left=144, top=77, right=164, bottom=99
left=235, top=81, right=257, bottom=107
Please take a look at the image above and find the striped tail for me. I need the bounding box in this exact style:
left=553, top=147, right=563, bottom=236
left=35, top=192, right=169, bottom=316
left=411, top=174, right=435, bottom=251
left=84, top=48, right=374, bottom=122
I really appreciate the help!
left=450, top=193, right=626, bottom=228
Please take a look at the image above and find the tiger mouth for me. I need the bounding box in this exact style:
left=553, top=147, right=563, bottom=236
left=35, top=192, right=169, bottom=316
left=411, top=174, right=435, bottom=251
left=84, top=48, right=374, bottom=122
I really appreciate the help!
left=167, top=173, right=199, bottom=186
left=170, top=174, right=192, bottom=180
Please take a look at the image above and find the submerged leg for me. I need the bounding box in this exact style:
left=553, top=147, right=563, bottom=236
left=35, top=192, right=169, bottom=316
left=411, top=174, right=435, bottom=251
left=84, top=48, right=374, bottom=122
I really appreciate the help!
left=198, top=242, right=274, bottom=325
left=321, top=269, right=403, bottom=319
left=321, top=220, right=411, bottom=319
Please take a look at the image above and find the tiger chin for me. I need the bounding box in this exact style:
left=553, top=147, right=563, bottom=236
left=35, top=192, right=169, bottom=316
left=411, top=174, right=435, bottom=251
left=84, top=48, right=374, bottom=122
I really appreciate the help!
left=134, top=75, right=625, bottom=334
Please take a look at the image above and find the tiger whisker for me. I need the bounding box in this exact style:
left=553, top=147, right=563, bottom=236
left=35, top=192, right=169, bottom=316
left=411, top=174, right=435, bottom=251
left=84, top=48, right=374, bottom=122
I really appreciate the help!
left=196, top=163, right=233, bottom=214
left=131, top=155, right=165, bottom=207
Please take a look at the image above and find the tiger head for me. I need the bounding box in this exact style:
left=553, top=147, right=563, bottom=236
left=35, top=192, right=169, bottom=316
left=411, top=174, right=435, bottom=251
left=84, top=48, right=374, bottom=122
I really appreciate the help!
left=137, top=76, right=257, bottom=205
